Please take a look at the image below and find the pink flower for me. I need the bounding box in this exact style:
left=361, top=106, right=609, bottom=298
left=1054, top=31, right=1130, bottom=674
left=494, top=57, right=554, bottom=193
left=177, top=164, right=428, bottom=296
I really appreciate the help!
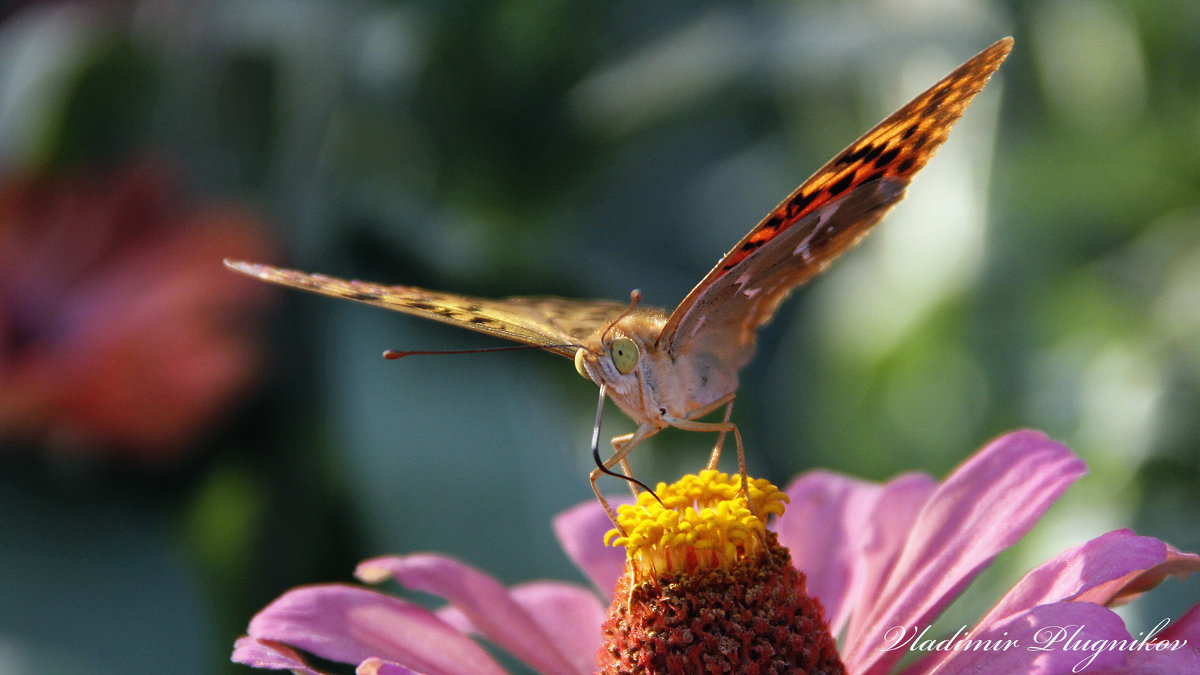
left=233, top=431, right=1200, bottom=674
left=0, top=160, right=276, bottom=460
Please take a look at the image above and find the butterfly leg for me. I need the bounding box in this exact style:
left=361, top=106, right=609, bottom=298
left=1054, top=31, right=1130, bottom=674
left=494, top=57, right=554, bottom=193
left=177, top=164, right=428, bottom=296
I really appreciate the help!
left=668, top=397, right=756, bottom=519
left=618, top=458, right=637, bottom=497
left=704, top=399, right=735, bottom=470
left=590, top=423, right=660, bottom=532
left=604, top=432, right=642, bottom=499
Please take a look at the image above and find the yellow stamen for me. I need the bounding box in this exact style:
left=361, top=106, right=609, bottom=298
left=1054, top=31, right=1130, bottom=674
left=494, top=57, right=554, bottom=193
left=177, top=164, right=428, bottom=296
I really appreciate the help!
left=605, top=469, right=788, bottom=578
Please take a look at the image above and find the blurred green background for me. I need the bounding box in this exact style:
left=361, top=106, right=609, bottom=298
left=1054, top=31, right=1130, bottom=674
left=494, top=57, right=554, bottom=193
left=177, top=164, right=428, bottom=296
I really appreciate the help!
left=0, top=1, right=1197, bottom=673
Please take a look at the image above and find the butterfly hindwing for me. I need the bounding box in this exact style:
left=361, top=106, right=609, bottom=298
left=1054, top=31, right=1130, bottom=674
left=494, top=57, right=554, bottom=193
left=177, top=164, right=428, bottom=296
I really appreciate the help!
left=658, top=38, right=1013, bottom=358
left=224, top=260, right=637, bottom=357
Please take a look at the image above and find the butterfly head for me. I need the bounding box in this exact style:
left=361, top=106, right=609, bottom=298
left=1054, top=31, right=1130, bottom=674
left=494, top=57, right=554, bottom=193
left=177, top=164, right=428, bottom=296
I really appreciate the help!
left=573, top=304, right=676, bottom=427
left=574, top=325, right=650, bottom=408
left=576, top=327, right=644, bottom=373
left=574, top=289, right=651, bottom=387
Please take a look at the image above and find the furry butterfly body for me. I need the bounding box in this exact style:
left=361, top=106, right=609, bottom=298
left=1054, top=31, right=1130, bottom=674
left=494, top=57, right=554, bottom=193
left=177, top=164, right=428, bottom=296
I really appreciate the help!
left=228, top=38, right=1012, bottom=525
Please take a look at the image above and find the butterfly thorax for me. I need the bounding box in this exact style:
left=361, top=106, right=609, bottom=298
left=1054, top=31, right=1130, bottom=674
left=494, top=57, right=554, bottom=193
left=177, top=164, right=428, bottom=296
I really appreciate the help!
left=575, top=310, right=740, bottom=427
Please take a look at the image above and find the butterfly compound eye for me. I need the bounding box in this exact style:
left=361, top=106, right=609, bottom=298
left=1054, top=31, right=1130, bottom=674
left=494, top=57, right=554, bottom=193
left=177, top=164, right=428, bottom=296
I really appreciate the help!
left=610, top=337, right=639, bottom=374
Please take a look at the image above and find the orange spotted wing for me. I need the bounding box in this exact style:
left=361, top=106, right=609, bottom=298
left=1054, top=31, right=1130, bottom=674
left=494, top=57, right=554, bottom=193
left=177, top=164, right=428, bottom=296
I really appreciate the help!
left=658, top=38, right=1012, bottom=364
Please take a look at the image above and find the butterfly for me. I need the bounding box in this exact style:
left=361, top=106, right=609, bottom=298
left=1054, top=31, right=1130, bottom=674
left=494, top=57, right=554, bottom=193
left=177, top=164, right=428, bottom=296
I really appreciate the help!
left=227, top=38, right=1012, bottom=528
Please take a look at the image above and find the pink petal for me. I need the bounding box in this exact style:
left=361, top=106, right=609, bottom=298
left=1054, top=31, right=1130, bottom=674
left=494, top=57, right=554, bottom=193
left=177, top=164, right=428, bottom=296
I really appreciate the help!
left=357, top=658, right=423, bottom=675
left=1112, top=653, right=1200, bottom=673
left=838, top=473, right=939, bottom=636
left=1086, top=544, right=1200, bottom=607
left=1113, top=603, right=1200, bottom=672
left=1158, top=602, right=1200, bottom=645
left=246, top=583, right=505, bottom=675
left=553, top=499, right=629, bottom=597
left=909, top=601, right=1129, bottom=674
left=915, top=530, right=1192, bottom=674
left=975, top=530, right=1168, bottom=630
left=439, top=581, right=606, bottom=675
left=780, top=472, right=900, bottom=634
left=232, top=636, right=329, bottom=674
left=357, top=554, right=580, bottom=675
left=841, top=430, right=1086, bottom=674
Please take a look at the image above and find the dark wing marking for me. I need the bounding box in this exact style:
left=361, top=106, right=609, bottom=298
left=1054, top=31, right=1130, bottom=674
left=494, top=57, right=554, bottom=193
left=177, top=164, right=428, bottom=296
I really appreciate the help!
left=224, top=260, right=637, bottom=357
left=658, top=37, right=1012, bottom=356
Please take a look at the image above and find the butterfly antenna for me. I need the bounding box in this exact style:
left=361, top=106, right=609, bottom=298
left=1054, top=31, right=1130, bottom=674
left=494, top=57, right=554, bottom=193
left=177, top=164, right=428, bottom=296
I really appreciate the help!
left=600, top=289, right=643, bottom=345
left=383, top=344, right=581, bottom=359
left=590, top=383, right=663, bottom=506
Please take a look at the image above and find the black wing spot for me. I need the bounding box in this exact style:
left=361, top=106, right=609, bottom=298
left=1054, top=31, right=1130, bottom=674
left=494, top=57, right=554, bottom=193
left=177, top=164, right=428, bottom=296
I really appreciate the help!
left=896, top=157, right=916, bottom=174
left=408, top=302, right=437, bottom=311
left=469, top=316, right=493, bottom=324
left=345, top=291, right=379, bottom=301
left=827, top=171, right=856, bottom=197
left=873, top=147, right=901, bottom=169
left=901, top=124, right=919, bottom=140
left=837, top=143, right=874, bottom=166
left=786, top=190, right=816, bottom=218
left=861, top=169, right=886, bottom=184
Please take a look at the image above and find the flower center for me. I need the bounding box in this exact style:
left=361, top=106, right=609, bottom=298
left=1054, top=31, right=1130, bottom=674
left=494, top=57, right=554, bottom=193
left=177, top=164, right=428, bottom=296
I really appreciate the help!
left=598, top=470, right=844, bottom=674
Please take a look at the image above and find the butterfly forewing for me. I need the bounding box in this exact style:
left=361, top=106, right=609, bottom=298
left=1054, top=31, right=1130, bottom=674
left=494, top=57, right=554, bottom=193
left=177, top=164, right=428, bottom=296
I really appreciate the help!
left=224, top=260, right=639, bottom=357
left=658, top=37, right=1013, bottom=357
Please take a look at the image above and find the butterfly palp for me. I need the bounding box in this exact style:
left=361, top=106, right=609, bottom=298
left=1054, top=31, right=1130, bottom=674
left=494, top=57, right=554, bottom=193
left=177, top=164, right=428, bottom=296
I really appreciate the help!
left=610, top=337, right=640, bottom=374
left=575, top=347, right=590, bottom=379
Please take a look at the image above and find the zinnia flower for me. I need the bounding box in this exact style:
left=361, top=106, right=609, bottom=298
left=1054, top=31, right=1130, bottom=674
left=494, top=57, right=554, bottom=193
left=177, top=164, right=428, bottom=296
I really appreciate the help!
left=0, top=159, right=275, bottom=460
left=233, top=430, right=1200, bottom=673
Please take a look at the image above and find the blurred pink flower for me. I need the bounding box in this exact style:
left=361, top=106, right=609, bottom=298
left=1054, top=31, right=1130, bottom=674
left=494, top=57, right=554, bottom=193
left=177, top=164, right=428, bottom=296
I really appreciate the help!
left=233, top=431, right=1200, bottom=674
left=0, top=160, right=275, bottom=461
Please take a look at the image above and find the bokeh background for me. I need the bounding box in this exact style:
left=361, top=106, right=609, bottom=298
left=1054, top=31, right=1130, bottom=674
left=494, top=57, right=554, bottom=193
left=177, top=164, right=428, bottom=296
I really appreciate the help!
left=1, top=1, right=1197, bottom=673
